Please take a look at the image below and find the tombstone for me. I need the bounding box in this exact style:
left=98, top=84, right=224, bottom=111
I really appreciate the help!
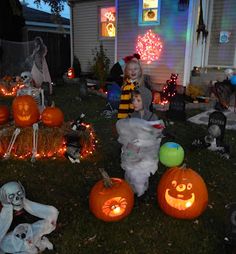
left=166, top=94, right=186, bottom=121
left=208, top=111, right=227, bottom=145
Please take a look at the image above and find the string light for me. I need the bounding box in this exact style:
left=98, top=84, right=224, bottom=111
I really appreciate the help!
left=136, top=29, right=163, bottom=64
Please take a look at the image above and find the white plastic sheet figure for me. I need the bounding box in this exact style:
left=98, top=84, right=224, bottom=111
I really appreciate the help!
left=0, top=181, right=58, bottom=254
left=116, top=118, right=164, bottom=197
left=30, top=37, right=52, bottom=92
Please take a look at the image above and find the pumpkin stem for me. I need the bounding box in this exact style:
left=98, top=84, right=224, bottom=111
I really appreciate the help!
left=99, top=168, right=113, bottom=188
left=180, top=163, right=186, bottom=169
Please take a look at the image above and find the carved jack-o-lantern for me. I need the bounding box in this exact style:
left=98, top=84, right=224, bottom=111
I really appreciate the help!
left=41, top=106, right=64, bottom=127
left=157, top=166, right=208, bottom=219
left=0, top=105, right=9, bottom=124
left=12, top=95, right=40, bottom=127
left=89, top=177, right=134, bottom=222
left=67, top=67, right=75, bottom=79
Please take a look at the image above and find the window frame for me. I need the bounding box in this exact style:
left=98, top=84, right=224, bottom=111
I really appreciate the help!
left=138, top=0, right=161, bottom=26
left=99, top=6, right=116, bottom=40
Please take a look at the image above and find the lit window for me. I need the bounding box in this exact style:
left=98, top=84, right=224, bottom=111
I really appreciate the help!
left=139, top=0, right=161, bottom=26
left=100, top=7, right=116, bottom=38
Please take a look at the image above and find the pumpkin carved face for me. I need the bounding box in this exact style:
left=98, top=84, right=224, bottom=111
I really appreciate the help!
left=0, top=105, right=9, bottom=124
left=12, top=95, right=39, bottom=127
left=157, top=166, right=208, bottom=219
left=41, top=106, right=64, bottom=127
left=89, top=178, right=134, bottom=222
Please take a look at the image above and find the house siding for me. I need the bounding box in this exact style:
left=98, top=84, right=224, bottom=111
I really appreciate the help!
left=72, top=0, right=115, bottom=72
left=207, top=0, right=236, bottom=67
left=117, top=0, right=189, bottom=86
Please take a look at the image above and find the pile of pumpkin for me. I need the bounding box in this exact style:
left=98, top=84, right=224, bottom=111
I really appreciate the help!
left=89, top=142, right=208, bottom=222
left=0, top=95, right=96, bottom=159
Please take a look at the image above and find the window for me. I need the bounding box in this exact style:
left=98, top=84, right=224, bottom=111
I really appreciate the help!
left=139, top=0, right=161, bottom=26
left=100, top=7, right=116, bottom=38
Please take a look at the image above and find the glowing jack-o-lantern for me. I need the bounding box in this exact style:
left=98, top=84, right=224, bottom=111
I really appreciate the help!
left=157, top=166, right=208, bottom=219
left=0, top=105, right=9, bottom=124
left=12, top=95, right=40, bottom=127
left=41, top=105, right=64, bottom=127
left=67, top=67, right=75, bottom=79
left=89, top=177, right=134, bottom=222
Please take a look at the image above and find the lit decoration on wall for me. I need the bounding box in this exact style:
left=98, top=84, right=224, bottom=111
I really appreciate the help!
left=136, top=29, right=163, bottom=64
left=104, top=11, right=115, bottom=22
left=157, top=165, right=208, bottom=219
left=89, top=170, right=134, bottom=222
left=100, top=7, right=116, bottom=37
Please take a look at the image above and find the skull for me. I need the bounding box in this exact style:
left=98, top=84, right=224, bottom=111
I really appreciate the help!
left=20, top=71, right=32, bottom=87
left=208, top=124, right=221, bottom=138
left=0, top=181, right=25, bottom=210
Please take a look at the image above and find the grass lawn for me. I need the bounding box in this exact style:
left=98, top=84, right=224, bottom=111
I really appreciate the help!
left=0, top=82, right=236, bottom=254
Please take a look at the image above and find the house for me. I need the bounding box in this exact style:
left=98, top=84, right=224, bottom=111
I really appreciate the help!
left=22, top=4, right=71, bottom=79
left=69, top=0, right=236, bottom=89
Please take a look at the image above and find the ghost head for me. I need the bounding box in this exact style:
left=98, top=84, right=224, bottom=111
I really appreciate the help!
left=0, top=181, right=25, bottom=211
left=20, top=71, right=32, bottom=87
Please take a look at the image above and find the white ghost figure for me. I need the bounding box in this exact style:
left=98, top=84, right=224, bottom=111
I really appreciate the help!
left=0, top=181, right=59, bottom=254
left=116, top=118, right=164, bottom=197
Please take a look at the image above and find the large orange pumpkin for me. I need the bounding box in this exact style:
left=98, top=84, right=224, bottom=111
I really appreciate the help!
left=41, top=106, right=64, bottom=127
left=89, top=177, right=134, bottom=222
left=0, top=105, right=9, bottom=124
left=12, top=95, right=40, bottom=127
left=157, top=166, right=208, bottom=219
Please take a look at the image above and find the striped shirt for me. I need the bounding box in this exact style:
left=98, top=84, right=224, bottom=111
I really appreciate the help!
left=117, top=79, right=137, bottom=119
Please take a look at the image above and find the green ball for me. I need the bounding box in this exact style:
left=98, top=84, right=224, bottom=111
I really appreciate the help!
left=159, top=142, right=184, bottom=167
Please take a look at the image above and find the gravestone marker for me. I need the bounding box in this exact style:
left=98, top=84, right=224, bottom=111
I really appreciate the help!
left=166, top=94, right=186, bottom=121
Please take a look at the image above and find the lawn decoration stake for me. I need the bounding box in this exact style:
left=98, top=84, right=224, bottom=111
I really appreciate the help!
left=0, top=181, right=59, bottom=253
left=89, top=169, right=134, bottom=222
left=196, top=0, right=208, bottom=43
left=157, top=165, right=208, bottom=219
left=116, top=118, right=164, bottom=197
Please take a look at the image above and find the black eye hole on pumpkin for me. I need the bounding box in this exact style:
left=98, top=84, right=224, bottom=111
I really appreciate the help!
left=187, top=183, right=192, bottom=190
left=171, top=180, right=177, bottom=187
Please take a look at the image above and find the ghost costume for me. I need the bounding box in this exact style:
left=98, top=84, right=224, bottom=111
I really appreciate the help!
left=116, top=118, right=164, bottom=197
left=0, top=182, right=58, bottom=254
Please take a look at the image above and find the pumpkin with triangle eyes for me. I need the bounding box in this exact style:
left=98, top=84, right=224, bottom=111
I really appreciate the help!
left=12, top=95, right=39, bottom=127
left=157, top=166, right=208, bottom=219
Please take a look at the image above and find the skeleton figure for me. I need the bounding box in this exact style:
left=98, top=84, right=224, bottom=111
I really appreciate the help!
left=0, top=181, right=58, bottom=254
left=18, top=71, right=45, bottom=112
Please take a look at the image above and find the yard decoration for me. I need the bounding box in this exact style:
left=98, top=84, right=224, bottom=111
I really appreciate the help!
left=0, top=105, right=9, bottom=124
left=41, top=103, right=64, bottom=127
left=159, top=142, right=184, bottom=167
left=12, top=95, right=40, bottom=127
left=224, top=202, right=236, bottom=250
left=161, top=73, right=178, bottom=104
left=136, top=29, right=163, bottom=64
left=67, top=67, right=75, bottom=79
left=0, top=181, right=59, bottom=253
left=157, top=165, right=208, bottom=219
left=89, top=169, right=134, bottom=222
